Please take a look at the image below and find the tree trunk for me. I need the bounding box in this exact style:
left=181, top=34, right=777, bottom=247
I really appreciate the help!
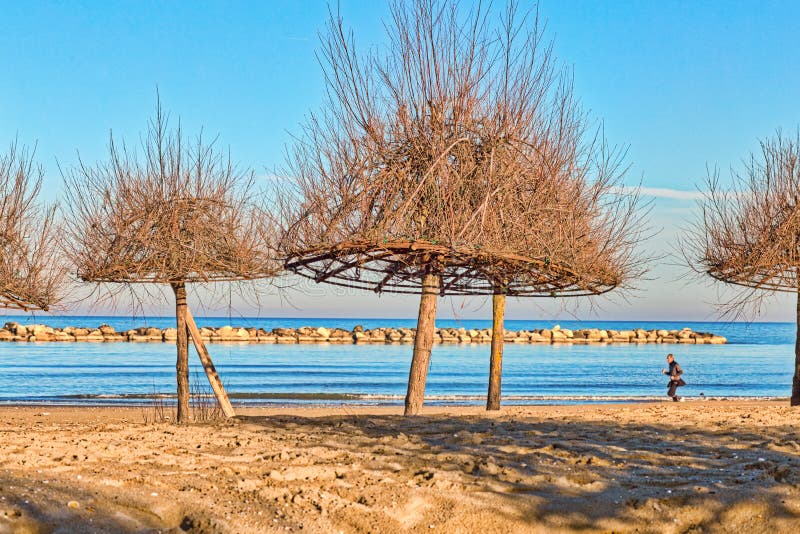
left=404, top=271, right=440, bottom=416
left=185, top=308, right=236, bottom=418
left=172, top=282, right=190, bottom=422
left=486, top=292, right=505, bottom=411
left=793, top=288, right=800, bottom=406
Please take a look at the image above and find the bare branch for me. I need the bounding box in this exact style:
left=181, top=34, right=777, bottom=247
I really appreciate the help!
left=62, top=101, right=280, bottom=286
left=687, top=131, right=800, bottom=317
left=0, top=141, right=66, bottom=311
left=278, top=0, right=646, bottom=297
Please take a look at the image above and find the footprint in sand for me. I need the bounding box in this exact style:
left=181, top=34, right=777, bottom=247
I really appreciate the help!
left=385, top=495, right=429, bottom=529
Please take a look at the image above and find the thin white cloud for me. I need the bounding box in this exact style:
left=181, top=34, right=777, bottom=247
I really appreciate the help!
left=620, top=186, right=705, bottom=201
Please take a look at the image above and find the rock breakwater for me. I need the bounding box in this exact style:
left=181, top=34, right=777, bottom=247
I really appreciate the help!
left=0, top=322, right=727, bottom=345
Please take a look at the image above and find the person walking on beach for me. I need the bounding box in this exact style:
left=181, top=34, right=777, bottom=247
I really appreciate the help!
left=662, top=353, right=685, bottom=401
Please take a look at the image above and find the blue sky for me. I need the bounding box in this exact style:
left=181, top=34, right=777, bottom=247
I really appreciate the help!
left=1, top=1, right=798, bottom=321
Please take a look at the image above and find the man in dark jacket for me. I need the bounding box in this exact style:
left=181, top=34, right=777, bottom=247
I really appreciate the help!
left=662, top=353, right=685, bottom=402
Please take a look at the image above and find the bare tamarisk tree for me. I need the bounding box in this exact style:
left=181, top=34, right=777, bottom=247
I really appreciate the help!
left=0, top=141, right=65, bottom=311
left=63, top=104, right=278, bottom=422
left=279, top=0, right=644, bottom=415
left=690, top=132, right=800, bottom=405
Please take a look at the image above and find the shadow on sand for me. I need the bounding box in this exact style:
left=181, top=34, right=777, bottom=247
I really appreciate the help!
left=0, top=474, right=203, bottom=534
left=237, top=410, right=800, bottom=531
left=2, top=406, right=799, bottom=532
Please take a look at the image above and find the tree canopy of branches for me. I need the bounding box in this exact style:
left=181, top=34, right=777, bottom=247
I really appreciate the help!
left=0, top=141, right=64, bottom=312
left=691, top=131, right=800, bottom=405
left=63, top=104, right=279, bottom=422
left=280, top=0, right=644, bottom=415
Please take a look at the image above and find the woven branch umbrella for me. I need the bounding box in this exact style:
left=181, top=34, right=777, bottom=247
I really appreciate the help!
left=63, top=104, right=279, bottom=422
left=286, top=138, right=643, bottom=414
left=690, top=131, right=800, bottom=405
left=280, top=0, right=644, bottom=415
left=1, top=141, right=64, bottom=312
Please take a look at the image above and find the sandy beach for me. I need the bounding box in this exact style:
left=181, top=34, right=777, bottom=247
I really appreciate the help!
left=1, top=401, right=799, bottom=533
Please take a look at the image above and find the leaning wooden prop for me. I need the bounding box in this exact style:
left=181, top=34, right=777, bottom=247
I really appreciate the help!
left=62, top=104, right=278, bottom=422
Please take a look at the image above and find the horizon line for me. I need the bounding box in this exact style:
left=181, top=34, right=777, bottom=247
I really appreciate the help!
left=0, top=314, right=791, bottom=325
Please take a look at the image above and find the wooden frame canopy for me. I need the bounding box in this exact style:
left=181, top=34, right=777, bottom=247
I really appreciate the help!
left=285, top=240, right=621, bottom=297
left=0, top=291, right=49, bottom=312
left=706, top=265, right=800, bottom=293
left=75, top=271, right=277, bottom=285
left=70, top=195, right=278, bottom=285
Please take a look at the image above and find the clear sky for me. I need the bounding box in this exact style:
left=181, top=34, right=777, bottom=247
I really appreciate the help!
left=2, top=1, right=799, bottom=321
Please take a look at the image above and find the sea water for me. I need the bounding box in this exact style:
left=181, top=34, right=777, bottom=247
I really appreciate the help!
left=0, top=317, right=795, bottom=405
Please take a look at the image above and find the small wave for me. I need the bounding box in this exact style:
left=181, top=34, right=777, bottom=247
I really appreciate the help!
left=0, top=392, right=786, bottom=407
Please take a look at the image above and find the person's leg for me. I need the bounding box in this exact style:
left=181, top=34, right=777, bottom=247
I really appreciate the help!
left=668, top=382, right=678, bottom=401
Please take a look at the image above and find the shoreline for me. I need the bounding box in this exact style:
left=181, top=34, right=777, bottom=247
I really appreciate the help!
left=0, top=394, right=788, bottom=408
left=0, top=397, right=790, bottom=416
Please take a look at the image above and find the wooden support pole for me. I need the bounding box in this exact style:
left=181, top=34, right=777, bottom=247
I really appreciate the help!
left=404, top=271, right=440, bottom=416
left=486, top=291, right=505, bottom=411
left=792, top=288, right=800, bottom=406
left=185, top=308, right=236, bottom=418
left=172, top=282, right=190, bottom=423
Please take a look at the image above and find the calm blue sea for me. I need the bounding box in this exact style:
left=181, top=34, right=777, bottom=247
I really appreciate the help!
left=0, top=316, right=796, bottom=405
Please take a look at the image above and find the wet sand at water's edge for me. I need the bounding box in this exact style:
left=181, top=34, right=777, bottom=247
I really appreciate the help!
left=1, top=401, right=799, bottom=533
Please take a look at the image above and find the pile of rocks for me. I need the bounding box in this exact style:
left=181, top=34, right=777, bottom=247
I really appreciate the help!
left=0, top=322, right=727, bottom=344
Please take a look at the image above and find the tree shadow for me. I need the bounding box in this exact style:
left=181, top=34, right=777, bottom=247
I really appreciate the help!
left=0, top=473, right=203, bottom=533
left=238, top=410, right=800, bottom=531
